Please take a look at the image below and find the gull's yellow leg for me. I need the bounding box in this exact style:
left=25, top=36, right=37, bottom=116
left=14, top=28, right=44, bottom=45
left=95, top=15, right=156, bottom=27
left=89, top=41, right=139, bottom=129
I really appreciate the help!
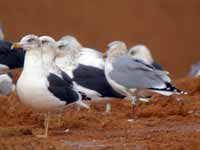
left=36, top=112, right=50, bottom=138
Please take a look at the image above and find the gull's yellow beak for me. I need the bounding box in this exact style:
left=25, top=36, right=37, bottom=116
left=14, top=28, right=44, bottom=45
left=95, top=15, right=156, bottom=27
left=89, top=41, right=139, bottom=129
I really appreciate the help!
left=11, top=43, right=22, bottom=49
left=102, top=51, right=108, bottom=59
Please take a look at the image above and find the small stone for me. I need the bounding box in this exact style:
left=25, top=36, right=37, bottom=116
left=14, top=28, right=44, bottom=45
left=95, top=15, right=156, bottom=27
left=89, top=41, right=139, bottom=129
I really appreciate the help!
left=64, top=129, right=70, bottom=133
left=188, top=110, right=193, bottom=114
left=105, top=103, right=111, bottom=113
left=128, top=119, right=134, bottom=122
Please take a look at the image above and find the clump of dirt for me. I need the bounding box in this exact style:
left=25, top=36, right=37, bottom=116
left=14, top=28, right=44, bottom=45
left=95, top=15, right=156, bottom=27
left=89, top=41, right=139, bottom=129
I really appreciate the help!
left=134, top=76, right=200, bottom=118
left=135, top=94, right=200, bottom=118
left=174, top=76, right=200, bottom=95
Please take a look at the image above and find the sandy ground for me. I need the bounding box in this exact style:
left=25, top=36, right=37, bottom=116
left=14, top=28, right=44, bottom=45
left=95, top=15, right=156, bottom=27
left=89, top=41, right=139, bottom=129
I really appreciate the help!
left=0, top=69, right=200, bottom=149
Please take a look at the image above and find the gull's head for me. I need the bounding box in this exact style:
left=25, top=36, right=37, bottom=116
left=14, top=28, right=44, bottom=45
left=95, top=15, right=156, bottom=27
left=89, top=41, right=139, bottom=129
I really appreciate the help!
left=56, top=40, right=69, bottom=51
left=60, top=35, right=82, bottom=49
left=39, top=36, right=56, bottom=52
left=11, top=34, right=40, bottom=51
left=128, top=45, right=153, bottom=64
left=39, top=36, right=57, bottom=63
left=56, top=39, right=80, bottom=59
left=56, top=40, right=71, bottom=58
left=105, top=41, right=128, bottom=58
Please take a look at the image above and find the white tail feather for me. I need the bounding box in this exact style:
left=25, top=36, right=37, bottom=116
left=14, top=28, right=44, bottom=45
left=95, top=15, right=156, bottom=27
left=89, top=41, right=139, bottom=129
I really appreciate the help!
left=76, top=100, right=90, bottom=109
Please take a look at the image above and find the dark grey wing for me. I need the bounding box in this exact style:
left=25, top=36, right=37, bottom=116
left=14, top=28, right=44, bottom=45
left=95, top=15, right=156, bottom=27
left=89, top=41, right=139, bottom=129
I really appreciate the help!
left=188, top=63, right=200, bottom=77
left=152, top=61, right=163, bottom=70
left=134, top=59, right=155, bottom=70
left=110, top=56, right=169, bottom=89
left=0, top=40, right=25, bottom=69
left=0, top=40, right=12, bottom=49
left=60, top=70, right=73, bottom=85
left=73, top=64, right=124, bottom=98
left=47, top=73, right=80, bottom=104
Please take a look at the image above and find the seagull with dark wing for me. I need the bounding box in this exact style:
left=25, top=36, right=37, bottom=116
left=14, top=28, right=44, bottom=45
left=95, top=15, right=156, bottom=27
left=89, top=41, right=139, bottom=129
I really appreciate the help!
left=0, top=23, right=24, bottom=70
left=0, top=40, right=24, bottom=71
left=12, top=35, right=88, bottom=138
left=59, top=35, right=104, bottom=69
left=39, top=35, right=89, bottom=107
left=56, top=39, right=124, bottom=100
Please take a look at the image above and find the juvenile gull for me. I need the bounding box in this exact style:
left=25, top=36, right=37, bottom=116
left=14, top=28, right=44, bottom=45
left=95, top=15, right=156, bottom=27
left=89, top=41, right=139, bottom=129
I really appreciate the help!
left=12, top=35, right=88, bottom=138
left=128, top=45, right=163, bottom=70
left=56, top=39, right=124, bottom=100
left=188, top=62, right=200, bottom=77
left=60, top=35, right=104, bottom=69
left=104, top=41, right=186, bottom=116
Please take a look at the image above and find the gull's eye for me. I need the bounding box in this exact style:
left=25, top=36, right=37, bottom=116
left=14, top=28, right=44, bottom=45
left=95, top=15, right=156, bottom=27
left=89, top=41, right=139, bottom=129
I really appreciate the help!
left=130, top=51, right=136, bottom=55
left=27, top=38, right=35, bottom=43
left=41, top=40, right=49, bottom=44
left=58, top=45, right=65, bottom=50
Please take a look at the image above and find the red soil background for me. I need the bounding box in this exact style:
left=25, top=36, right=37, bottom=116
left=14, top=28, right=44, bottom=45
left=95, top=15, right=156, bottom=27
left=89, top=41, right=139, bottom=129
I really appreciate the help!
left=1, top=0, right=200, bottom=77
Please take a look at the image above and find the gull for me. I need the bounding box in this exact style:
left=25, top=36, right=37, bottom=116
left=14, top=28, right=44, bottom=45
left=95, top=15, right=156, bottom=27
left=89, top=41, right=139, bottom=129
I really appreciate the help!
left=128, top=45, right=163, bottom=70
left=39, top=36, right=64, bottom=76
left=188, top=62, right=200, bottom=77
left=59, top=35, right=104, bottom=69
left=0, top=23, right=4, bottom=40
left=12, top=34, right=88, bottom=138
left=0, top=40, right=24, bottom=71
left=104, top=41, right=187, bottom=117
left=0, top=72, right=14, bottom=96
left=128, top=44, right=168, bottom=100
left=56, top=39, right=124, bottom=100
left=39, top=35, right=89, bottom=104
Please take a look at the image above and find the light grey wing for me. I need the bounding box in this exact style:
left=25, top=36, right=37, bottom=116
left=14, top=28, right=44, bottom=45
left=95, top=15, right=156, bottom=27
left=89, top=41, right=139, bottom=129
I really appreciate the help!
left=188, top=63, right=200, bottom=77
left=109, top=56, right=169, bottom=89
left=0, top=64, right=9, bottom=73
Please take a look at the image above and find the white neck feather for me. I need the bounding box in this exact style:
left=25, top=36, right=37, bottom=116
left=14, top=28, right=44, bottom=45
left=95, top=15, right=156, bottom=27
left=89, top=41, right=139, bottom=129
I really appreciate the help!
left=22, top=49, right=45, bottom=76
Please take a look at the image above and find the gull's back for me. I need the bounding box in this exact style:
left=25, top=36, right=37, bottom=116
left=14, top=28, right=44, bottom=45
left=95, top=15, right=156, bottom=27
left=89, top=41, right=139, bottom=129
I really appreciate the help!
left=78, top=48, right=104, bottom=69
left=109, top=55, right=170, bottom=89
